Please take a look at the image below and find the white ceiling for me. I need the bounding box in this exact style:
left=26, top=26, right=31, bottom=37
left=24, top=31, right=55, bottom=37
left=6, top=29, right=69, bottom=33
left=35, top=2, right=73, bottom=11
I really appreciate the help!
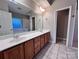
left=32, top=0, right=50, bottom=9
left=8, top=0, right=51, bottom=15
left=8, top=1, right=31, bottom=15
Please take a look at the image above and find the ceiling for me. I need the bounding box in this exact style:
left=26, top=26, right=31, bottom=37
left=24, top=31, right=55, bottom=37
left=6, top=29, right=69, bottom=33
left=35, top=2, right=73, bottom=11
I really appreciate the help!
left=47, top=0, right=55, bottom=5
left=8, top=1, right=31, bottom=15
left=32, top=0, right=50, bottom=9
left=8, top=0, right=52, bottom=15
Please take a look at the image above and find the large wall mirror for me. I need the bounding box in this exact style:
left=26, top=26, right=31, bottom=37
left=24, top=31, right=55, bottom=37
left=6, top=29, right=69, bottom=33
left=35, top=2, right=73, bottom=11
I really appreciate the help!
left=0, top=0, right=43, bottom=36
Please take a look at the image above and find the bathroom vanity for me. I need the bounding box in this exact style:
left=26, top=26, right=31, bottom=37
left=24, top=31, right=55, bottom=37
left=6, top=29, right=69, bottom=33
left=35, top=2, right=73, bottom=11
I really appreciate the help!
left=0, top=30, right=50, bottom=59
left=0, top=1, right=50, bottom=59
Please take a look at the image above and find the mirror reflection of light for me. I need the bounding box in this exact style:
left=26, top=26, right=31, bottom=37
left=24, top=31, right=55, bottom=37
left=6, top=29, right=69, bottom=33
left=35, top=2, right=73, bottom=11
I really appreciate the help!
left=40, top=7, right=45, bottom=12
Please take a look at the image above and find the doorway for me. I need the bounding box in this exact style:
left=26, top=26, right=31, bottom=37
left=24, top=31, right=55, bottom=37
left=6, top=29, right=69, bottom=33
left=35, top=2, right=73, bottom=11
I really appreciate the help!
left=32, top=17, right=35, bottom=31
left=56, top=9, right=69, bottom=45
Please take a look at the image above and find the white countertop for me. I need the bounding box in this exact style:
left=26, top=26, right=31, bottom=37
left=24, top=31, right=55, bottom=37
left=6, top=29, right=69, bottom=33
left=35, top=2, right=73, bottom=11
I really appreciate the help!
left=0, top=30, right=50, bottom=52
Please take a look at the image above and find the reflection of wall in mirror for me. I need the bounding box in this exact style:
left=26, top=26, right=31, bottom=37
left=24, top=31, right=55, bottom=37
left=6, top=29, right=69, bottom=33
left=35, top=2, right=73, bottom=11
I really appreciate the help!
left=29, top=13, right=43, bottom=31
left=0, top=10, right=13, bottom=36
left=35, top=15, right=42, bottom=31
left=22, top=16, right=30, bottom=31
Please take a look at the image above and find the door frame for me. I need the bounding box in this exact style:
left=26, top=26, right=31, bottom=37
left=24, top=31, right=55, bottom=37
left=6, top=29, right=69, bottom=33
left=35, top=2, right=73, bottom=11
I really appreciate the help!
left=55, top=6, right=72, bottom=47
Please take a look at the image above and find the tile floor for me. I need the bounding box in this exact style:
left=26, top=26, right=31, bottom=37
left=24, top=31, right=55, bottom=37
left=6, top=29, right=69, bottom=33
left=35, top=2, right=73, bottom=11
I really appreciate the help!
left=34, top=43, right=78, bottom=59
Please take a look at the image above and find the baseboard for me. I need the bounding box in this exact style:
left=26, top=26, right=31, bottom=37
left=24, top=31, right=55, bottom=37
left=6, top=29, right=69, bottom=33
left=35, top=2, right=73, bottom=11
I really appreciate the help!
left=57, top=37, right=66, bottom=41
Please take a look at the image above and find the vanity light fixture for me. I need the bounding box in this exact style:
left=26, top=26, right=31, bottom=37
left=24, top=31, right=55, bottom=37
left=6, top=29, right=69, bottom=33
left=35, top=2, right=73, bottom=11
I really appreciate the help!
left=40, top=7, right=45, bottom=12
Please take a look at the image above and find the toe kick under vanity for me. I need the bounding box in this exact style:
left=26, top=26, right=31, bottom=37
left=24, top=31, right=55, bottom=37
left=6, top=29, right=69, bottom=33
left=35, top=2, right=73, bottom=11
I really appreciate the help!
left=0, top=30, right=50, bottom=59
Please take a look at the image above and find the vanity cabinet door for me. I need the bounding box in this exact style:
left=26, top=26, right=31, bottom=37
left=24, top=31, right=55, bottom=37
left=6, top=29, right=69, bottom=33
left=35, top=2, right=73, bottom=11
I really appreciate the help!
left=3, top=44, right=24, bottom=59
left=0, top=52, right=4, bottom=59
left=40, top=35, right=45, bottom=49
left=45, top=32, right=50, bottom=45
left=24, top=40, right=34, bottom=59
left=34, top=37, right=40, bottom=55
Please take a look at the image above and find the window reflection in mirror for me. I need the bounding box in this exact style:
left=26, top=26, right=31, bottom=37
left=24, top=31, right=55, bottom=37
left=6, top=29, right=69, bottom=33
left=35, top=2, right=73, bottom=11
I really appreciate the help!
left=11, top=12, right=30, bottom=33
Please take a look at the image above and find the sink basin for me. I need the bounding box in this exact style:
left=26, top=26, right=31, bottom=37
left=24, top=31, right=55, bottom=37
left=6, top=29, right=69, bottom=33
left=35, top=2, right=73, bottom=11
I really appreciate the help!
left=9, top=37, right=26, bottom=42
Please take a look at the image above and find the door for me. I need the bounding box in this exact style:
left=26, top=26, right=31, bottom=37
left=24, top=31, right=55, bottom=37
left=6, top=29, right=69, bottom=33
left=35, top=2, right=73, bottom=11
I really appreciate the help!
left=24, top=40, right=34, bottom=59
left=3, top=44, right=24, bottom=59
left=56, top=9, right=69, bottom=45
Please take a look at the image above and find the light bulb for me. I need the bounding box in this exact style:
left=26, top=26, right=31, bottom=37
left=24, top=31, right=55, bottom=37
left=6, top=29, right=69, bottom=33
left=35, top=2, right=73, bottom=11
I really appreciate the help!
left=40, top=7, right=45, bottom=12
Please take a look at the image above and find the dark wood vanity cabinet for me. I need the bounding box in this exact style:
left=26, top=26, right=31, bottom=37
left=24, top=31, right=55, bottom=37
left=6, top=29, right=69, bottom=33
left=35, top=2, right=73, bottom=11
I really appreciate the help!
left=40, top=35, right=45, bottom=49
left=0, top=32, right=50, bottom=59
left=34, top=37, right=41, bottom=55
left=3, top=44, right=24, bottom=59
left=24, top=39, right=34, bottom=59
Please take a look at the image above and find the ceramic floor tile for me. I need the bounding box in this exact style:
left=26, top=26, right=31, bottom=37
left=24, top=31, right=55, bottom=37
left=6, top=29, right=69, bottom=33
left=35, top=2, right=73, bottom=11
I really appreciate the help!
left=67, top=54, right=77, bottom=59
left=57, top=55, right=67, bottom=59
left=57, top=49, right=67, bottom=59
left=34, top=43, right=78, bottom=59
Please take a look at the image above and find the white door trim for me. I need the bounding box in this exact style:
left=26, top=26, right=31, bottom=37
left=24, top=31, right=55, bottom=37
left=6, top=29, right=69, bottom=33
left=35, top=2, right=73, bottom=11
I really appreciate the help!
left=55, top=6, right=72, bottom=47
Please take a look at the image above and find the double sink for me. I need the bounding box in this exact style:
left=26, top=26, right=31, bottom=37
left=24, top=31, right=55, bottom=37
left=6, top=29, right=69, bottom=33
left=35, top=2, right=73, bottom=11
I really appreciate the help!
left=9, top=32, right=41, bottom=43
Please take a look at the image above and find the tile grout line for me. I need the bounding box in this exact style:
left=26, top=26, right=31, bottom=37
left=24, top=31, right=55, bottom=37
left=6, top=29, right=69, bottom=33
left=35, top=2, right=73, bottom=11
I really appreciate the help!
left=56, top=44, right=60, bottom=59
